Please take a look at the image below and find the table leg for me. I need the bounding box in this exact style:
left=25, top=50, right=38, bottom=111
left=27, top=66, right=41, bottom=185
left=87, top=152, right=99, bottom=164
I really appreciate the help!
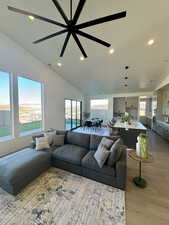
left=133, top=161, right=147, bottom=188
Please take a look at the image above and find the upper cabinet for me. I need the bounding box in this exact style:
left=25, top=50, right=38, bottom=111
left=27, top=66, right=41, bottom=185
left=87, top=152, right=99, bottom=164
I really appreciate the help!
left=113, top=97, right=139, bottom=119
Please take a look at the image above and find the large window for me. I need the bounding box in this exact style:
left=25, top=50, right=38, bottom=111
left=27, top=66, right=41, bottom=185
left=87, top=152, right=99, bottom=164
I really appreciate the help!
left=0, top=71, right=11, bottom=140
left=18, top=77, right=42, bottom=134
left=152, top=97, right=157, bottom=117
left=139, top=98, right=147, bottom=116
left=90, top=99, right=109, bottom=121
left=0, top=69, right=44, bottom=142
left=65, top=99, right=82, bottom=130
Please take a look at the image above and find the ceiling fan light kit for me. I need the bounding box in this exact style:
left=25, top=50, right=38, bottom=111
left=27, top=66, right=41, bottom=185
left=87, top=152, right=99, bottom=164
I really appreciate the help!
left=8, top=0, right=127, bottom=58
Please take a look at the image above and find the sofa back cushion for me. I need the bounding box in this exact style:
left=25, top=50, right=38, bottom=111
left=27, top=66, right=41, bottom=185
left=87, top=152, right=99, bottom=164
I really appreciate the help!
left=55, top=130, right=67, bottom=144
left=90, top=135, right=103, bottom=150
left=55, top=130, right=67, bottom=135
left=66, top=131, right=90, bottom=149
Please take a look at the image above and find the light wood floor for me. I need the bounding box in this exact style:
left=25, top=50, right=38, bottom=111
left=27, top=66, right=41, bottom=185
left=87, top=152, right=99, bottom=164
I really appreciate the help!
left=126, top=131, right=169, bottom=225
left=74, top=127, right=169, bottom=224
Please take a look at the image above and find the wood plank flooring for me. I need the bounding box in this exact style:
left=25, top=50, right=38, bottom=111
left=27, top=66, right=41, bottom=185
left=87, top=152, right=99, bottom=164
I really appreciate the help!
left=126, top=131, right=169, bottom=225
left=74, top=127, right=169, bottom=224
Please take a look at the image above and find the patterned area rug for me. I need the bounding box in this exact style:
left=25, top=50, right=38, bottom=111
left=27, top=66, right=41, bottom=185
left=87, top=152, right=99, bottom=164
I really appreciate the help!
left=0, top=168, right=125, bottom=225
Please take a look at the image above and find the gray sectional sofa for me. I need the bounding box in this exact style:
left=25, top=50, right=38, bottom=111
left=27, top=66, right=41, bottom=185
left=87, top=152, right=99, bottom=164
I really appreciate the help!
left=0, top=131, right=127, bottom=195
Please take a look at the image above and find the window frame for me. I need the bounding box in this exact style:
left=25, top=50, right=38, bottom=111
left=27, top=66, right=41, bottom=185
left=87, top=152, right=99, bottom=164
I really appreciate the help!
left=0, top=69, right=44, bottom=142
left=17, top=75, right=44, bottom=136
left=139, top=98, right=147, bottom=117
left=0, top=69, right=13, bottom=142
left=64, top=99, right=82, bottom=131
left=90, top=98, right=109, bottom=121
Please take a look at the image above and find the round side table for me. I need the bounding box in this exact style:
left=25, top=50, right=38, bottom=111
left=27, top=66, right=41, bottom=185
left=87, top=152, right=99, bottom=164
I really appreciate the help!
left=128, top=150, right=153, bottom=188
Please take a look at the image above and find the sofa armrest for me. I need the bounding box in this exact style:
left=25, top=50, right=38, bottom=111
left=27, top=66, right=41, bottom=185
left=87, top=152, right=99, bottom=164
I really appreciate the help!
left=115, top=146, right=127, bottom=190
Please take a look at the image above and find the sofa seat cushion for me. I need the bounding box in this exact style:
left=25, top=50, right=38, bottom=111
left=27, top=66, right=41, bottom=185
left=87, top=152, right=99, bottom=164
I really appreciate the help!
left=52, top=144, right=88, bottom=166
left=82, top=151, right=115, bottom=176
left=0, top=148, right=51, bottom=191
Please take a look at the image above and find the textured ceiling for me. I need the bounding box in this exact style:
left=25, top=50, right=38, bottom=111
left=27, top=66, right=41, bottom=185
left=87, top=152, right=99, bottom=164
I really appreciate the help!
left=1, top=0, right=169, bottom=95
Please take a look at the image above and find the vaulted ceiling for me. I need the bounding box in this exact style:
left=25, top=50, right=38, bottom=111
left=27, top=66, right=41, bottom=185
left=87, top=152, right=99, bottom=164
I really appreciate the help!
left=1, top=0, right=169, bottom=95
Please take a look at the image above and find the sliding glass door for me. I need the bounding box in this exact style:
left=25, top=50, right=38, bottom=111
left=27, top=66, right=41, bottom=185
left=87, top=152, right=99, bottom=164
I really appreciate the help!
left=65, top=99, right=82, bottom=130
left=72, top=100, right=77, bottom=129
left=77, top=101, right=81, bottom=127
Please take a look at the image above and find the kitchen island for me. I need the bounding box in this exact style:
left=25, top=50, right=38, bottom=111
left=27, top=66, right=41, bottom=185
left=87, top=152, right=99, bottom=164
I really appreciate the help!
left=114, top=120, right=147, bottom=131
left=113, top=120, right=147, bottom=148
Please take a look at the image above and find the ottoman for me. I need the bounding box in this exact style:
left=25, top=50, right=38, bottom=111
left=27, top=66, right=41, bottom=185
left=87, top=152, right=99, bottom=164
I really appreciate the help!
left=0, top=148, right=51, bottom=195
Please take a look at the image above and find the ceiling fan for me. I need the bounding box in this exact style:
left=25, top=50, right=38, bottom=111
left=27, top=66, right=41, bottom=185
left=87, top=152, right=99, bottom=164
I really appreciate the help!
left=8, top=0, right=127, bottom=58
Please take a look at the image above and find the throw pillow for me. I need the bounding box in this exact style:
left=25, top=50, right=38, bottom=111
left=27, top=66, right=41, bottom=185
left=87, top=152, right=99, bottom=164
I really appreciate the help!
left=44, top=132, right=56, bottom=145
left=99, top=137, right=114, bottom=149
left=107, top=138, right=123, bottom=166
left=32, top=133, right=44, bottom=142
left=94, top=145, right=110, bottom=168
left=36, top=137, right=50, bottom=150
left=52, top=135, right=65, bottom=147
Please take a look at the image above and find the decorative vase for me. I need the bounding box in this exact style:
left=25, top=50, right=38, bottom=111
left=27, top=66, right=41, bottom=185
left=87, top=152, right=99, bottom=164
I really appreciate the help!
left=136, top=133, right=148, bottom=159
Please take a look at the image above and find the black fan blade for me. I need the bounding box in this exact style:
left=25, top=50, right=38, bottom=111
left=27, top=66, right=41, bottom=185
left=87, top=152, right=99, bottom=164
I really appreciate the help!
left=76, top=11, right=127, bottom=29
left=76, top=30, right=111, bottom=47
left=52, top=0, right=69, bottom=24
left=8, top=6, right=67, bottom=28
left=60, top=32, right=71, bottom=57
left=72, top=0, right=86, bottom=25
left=72, top=33, right=87, bottom=58
left=33, top=29, right=68, bottom=44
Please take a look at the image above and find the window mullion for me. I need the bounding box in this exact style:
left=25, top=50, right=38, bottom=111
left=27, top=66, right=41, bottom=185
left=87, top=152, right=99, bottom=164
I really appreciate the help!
left=11, top=74, right=19, bottom=138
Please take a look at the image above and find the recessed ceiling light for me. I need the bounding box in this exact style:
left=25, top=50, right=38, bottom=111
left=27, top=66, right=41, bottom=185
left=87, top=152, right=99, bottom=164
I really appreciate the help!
left=57, top=62, right=62, bottom=67
left=109, top=48, right=115, bottom=54
left=125, top=66, right=129, bottom=70
left=28, top=15, right=35, bottom=21
left=148, top=39, right=155, bottom=46
left=80, top=56, right=85, bottom=61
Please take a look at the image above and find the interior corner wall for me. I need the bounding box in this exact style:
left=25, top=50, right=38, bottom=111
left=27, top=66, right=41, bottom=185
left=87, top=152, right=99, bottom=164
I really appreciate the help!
left=0, top=32, right=85, bottom=156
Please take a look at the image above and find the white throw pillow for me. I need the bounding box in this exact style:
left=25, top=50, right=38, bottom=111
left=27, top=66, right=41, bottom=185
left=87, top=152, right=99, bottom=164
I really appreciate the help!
left=36, top=137, right=50, bottom=150
left=94, top=145, right=110, bottom=168
left=44, top=132, right=56, bottom=145
left=99, top=137, right=114, bottom=149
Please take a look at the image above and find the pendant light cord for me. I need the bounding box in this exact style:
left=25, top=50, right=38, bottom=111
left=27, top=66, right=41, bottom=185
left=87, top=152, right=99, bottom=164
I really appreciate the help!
left=70, top=0, right=72, bottom=20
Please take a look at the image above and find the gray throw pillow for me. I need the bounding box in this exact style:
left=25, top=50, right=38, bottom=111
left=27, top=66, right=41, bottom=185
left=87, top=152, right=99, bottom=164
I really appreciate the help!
left=107, top=138, right=123, bottom=166
left=94, top=145, right=110, bottom=168
left=44, top=132, right=56, bottom=145
left=52, top=135, right=65, bottom=147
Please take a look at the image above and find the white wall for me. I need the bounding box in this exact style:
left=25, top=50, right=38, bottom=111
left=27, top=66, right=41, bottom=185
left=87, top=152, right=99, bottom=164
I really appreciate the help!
left=0, top=32, right=85, bottom=156
left=156, top=61, right=169, bottom=90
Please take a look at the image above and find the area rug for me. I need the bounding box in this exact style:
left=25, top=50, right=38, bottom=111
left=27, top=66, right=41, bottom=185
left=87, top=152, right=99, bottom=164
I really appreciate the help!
left=0, top=168, right=126, bottom=225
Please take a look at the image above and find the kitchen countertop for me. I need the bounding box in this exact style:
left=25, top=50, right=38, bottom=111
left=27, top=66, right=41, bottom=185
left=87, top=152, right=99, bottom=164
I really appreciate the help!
left=113, top=120, right=147, bottom=130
